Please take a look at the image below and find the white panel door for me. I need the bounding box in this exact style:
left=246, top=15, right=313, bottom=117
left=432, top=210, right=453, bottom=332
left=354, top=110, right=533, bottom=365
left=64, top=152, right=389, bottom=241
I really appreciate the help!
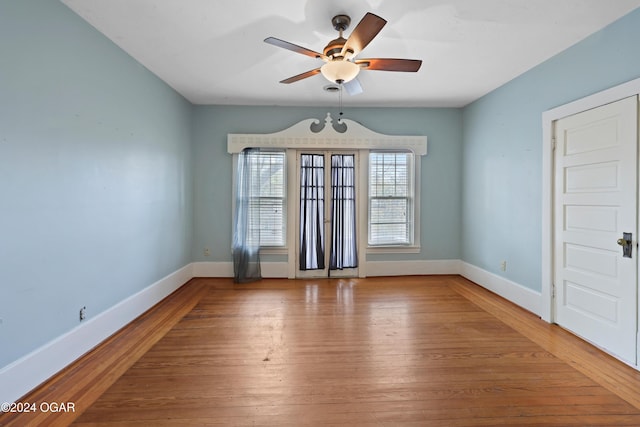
left=554, top=96, right=638, bottom=364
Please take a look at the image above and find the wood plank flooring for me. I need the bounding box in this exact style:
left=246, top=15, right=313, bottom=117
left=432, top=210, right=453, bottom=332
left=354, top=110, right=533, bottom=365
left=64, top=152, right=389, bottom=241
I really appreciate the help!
left=3, top=275, right=640, bottom=426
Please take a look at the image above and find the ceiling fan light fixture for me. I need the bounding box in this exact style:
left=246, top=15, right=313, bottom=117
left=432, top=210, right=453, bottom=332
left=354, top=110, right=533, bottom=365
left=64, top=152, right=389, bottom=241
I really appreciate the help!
left=265, top=12, right=419, bottom=89
left=320, top=60, right=359, bottom=84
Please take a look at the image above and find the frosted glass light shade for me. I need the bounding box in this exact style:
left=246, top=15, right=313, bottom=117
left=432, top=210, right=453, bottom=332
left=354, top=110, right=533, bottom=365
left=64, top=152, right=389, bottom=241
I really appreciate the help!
left=321, top=60, right=359, bottom=84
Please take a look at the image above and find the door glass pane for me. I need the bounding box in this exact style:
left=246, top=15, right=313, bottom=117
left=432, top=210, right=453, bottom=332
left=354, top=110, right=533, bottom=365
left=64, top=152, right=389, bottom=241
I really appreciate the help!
left=299, top=154, right=325, bottom=270
left=330, top=154, right=357, bottom=269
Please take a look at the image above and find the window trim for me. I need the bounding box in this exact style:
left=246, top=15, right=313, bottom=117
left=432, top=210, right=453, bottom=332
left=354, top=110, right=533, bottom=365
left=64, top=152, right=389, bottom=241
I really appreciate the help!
left=232, top=148, right=422, bottom=256
left=228, top=113, right=427, bottom=274
left=231, top=149, right=288, bottom=254
left=365, top=150, right=421, bottom=253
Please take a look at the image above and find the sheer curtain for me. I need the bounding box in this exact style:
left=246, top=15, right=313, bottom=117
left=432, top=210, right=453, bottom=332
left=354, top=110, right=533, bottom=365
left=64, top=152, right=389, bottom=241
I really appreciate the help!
left=299, top=154, right=325, bottom=270
left=232, top=148, right=262, bottom=283
left=330, top=154, right=358, bottom=270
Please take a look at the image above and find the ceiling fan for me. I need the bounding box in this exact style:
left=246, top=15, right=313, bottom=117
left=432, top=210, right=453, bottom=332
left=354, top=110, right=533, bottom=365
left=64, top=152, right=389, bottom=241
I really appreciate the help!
left=264, top=12, right=422, bottom=95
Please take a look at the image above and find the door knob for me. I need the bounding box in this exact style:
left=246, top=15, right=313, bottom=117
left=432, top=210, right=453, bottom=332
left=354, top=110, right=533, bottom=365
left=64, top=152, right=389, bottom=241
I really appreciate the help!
left=617, top=232, right=633, bottom=258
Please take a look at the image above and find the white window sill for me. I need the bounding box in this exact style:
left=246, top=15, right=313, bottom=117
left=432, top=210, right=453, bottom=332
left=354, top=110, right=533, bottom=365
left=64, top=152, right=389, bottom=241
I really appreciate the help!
left=260, top=247, right=288, bottom=255
left=366, top=245, right=421, bottom=254
left=231, top=246, right=288, bottom=255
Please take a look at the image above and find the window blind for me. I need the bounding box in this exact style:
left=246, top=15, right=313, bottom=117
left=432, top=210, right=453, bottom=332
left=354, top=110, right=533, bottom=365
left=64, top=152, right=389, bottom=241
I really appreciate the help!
left=368, top=151, right=413, bottom=245
left=246, top=151, right=286, bottom=247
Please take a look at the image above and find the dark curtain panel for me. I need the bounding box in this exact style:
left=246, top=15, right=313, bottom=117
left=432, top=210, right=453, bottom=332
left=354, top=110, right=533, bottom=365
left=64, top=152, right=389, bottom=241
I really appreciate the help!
left=299, top=154, right=325, bottom=270
left=330, top=154, right=358, bottom=270
left=232, top=148, right=262, bottom=283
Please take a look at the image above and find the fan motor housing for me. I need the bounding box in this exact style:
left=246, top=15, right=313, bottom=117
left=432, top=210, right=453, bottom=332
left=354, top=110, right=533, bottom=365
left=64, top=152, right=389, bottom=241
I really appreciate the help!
left=324, top=37, right=347, bottom=58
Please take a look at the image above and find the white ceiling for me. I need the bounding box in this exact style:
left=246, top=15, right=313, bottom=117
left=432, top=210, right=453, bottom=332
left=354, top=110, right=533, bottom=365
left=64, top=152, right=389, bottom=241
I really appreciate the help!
left=61, top=0, right=640, bottom=108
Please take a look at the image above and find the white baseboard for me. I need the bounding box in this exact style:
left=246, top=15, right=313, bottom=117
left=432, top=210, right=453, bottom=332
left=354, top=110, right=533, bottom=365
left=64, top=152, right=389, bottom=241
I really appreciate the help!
left=260, top=262, right=289, bottom=277
left=192, top=261, right=288, bottom=278
left=0, top=263, right=193, bottom=404
left=365, top=260, right=541, bottom=316
left=365, top=259, right=461, bottom=276
left=192, top=261, right=233, bottom=277
left=460, top=261, right=541, bottom=316
left=1, top=259, right=541, bottom=404
left=193, top=260, right=461, bottom=278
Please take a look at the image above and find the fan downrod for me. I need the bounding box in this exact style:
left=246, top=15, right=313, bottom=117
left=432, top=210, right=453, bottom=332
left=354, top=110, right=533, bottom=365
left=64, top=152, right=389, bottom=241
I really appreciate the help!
left=324, top=15, right=352, bottom=58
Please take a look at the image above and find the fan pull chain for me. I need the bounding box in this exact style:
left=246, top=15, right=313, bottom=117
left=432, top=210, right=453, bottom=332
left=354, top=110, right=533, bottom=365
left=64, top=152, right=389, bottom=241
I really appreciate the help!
left=338, top=81, right=344, bottom=122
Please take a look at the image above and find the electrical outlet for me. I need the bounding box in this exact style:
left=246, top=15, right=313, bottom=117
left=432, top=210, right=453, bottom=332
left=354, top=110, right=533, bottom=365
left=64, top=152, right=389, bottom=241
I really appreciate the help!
left=79, top=306, right=86, bottom=321
left=500, top=261, right=507, bottom=272
left=204, top=247, right=211, bottom=257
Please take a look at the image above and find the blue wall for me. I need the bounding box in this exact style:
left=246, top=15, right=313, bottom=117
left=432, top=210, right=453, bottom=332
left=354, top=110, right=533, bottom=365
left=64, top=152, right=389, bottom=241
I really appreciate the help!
left=461, top=8, right=640, bottom=292
left=3, top=0, right=640, bottom=383
left=0, top=1, right=193, bottom=368
left=191, top=106, right=463, bottom=263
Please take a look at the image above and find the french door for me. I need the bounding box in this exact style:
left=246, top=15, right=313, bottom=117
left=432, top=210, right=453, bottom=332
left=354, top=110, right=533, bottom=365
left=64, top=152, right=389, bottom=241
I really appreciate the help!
left=297, top=151, right=358, bottom=278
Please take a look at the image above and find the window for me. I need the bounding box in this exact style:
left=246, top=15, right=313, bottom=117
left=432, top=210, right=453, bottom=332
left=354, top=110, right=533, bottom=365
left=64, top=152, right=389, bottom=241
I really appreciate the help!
left=243, top=150, right=286, bottom=247
left=368, top=151, right=414, bottom=246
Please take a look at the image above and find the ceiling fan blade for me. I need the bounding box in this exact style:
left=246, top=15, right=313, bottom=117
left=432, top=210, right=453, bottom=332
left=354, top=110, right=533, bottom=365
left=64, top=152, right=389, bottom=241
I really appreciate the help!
left=343, top=78, right=363, bottom=96
left=264, top=37, right=327, bottom=60
left=356, top=58, right=422, bottom=72
left=340, top=12, right=386, bottom=58
left=280, top=68, right=322, bottom=84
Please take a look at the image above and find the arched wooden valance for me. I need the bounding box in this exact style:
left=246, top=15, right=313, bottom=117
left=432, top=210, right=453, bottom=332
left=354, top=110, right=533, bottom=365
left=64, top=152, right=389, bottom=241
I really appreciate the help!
left=227, top=113, right=427, bottom=155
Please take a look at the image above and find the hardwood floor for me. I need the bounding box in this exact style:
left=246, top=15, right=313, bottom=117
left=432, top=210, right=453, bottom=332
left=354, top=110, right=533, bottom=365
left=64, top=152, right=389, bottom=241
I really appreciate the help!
left=3, top=275, right=640, bottom=426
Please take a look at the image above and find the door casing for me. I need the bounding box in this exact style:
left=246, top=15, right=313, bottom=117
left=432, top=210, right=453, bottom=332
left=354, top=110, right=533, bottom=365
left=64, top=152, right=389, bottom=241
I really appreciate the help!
left=295, top=150, right=359, bottom=279
left=542, top=77, right=640, bottom=366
